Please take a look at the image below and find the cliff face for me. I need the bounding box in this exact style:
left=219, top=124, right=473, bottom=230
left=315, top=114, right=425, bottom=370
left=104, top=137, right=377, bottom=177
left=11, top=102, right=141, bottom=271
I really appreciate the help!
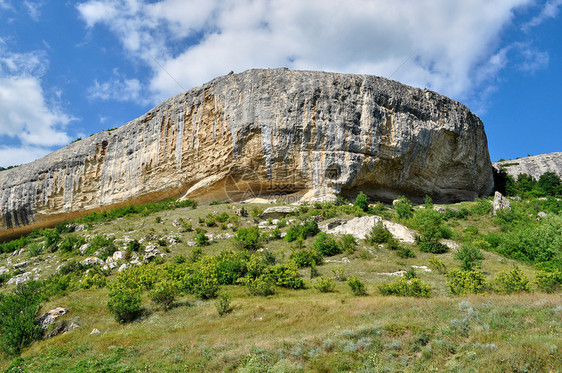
left=493, top=152, right=562, bottom=180
left=0, top=68, right=494, bottom=239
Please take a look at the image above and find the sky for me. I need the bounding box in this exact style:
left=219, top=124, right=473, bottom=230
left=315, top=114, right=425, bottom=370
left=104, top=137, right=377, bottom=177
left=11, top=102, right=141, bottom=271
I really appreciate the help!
left=0, top=0, right=560, bottom=168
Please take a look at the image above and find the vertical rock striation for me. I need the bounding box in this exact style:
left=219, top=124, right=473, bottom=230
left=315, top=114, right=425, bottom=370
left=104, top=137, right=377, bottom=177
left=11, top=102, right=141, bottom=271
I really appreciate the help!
left=0, top=68, right=494, bottom=239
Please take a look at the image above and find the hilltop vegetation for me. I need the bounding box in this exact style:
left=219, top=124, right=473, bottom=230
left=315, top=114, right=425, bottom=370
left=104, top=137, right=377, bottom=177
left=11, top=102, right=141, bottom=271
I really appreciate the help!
left=0, top=180, right=561, bottom=371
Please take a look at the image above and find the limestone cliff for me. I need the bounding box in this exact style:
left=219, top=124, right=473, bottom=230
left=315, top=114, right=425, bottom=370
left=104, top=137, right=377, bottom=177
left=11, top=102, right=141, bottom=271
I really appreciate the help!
left=0, top=68, right=494, bottom=239
left=493, top=152, right=562, bottom=180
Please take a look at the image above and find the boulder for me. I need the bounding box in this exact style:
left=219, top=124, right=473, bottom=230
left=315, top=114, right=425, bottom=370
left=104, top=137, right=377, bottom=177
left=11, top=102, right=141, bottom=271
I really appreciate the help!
left=0, top=69, right=493, bottom=240
left=81, top=257, right=105, bottom=266
left=38, top=307, right=69, bottom=329
left=493, top=152, right=562, bottom=180
left=493, top=191, right=511, bottom=215
left=261, top=206, right=298, bottom=219
left=324, top=215, right=416, bottom=243
left=6, top=271, right=31, bottom=285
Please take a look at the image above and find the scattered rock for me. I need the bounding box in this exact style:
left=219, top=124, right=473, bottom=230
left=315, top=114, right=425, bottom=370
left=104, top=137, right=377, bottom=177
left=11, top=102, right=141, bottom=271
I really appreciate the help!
left=377, top=270, right=407, bottom=276
left=113, top=251, right=126, bottom=261
left=433, top=206, right=446, bottom=213
left=80, top=257, right=105, bottom=266
left=172, top=219, right=181, bottom=227
left=493, top=191, right=511, bottom=215
left=261, top=206, right=298, bottom=219
left=233, top=206, right=248, bottom=217
left=324, top=215, right=416, bottom=243
left=7, top=272, right=31, bottom=285
left=0, top=266, right=8, bottom=275
left=538, top=211, right=548, bottom=218
left=38, top=307, right=69, bottom=329
left=90, top=328, right=101, bottom=335
left=412, top=265, right=432, bottom=272
left=319, top=219, right=344, bottom=231
left=383, top=220, right=417, bottom=244
left=440, top=239, right=460, bottom=251
left=13, top=261, right=29, bottom=269
left=79, top=243, right=91, bottom=254
left=118, top=263, right=130, bottom=272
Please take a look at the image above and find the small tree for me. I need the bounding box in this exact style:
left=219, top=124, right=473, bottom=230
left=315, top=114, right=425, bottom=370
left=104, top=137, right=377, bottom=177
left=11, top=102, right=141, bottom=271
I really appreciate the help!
left=149, top=280, right=178, bottom=311
left=106, top=282, right=142, bottom=323
left=354, top=192, right=369, bottom=212
left=235, top=226, right=261, bottom=251
left=394, top=196, right=414, bottom=220
left=454, top=245, right=485, bottom=271
left=368, top=222, right=392, bottom=244
left=347, top=276, right=367, bottom=296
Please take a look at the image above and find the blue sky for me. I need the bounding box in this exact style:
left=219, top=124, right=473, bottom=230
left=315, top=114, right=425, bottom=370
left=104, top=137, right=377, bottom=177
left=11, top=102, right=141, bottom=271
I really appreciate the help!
left=0, top=0, right=560, bottom=167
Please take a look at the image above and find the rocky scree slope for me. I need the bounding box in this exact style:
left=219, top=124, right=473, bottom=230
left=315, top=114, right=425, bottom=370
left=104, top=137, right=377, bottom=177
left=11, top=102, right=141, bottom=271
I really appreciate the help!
left=0, top=68, right=494, bottom=239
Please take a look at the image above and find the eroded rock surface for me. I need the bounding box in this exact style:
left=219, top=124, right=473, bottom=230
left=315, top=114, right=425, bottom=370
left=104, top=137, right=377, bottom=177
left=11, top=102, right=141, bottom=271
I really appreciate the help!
left=493, top=152, right=562, bottom=180
left=0, top=68, right=493, bottom=239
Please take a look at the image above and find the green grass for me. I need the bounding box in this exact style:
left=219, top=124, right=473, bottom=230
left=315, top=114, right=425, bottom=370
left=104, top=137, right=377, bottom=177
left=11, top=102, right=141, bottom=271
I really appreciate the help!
left=0, top=197, right=561, bottom=371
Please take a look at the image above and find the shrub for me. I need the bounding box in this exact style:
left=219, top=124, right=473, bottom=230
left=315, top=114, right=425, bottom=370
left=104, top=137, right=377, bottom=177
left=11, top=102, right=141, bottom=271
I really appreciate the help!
left=454, top=245, right=485, bottom=271
left=106, top=282, right=142, bottom=323
left=368, top=222, right=392, bottom=244
left=285, top=221, right=319, bottom=242
left=347, top=276, right=367, bottom=296
left=446, top=269, right=488, bottom=295
left=235, top=226, right=261, bottom=251
left=396, top=247, right=415, bottom=258
left=493, top=266, right=531, bottom=294
left=339, top=234, right=357, bottom=254
left=195, top=232, right=210, bottom=247
left=79, top=272, right=107, bottom=290
left=265, top=262, right=305, bottom=289
left=313, top=232, right=342, bottom=257
left=470, top=198, right=492, bottom=215
left=216, top=294, right=232, bottom=316
left=394, top=196, right=414, bottom=220
left=239, top=275, right=276, bottom=296
left=404, top=267, right=417, bottom=280
left=314, top=276, right=336, bottom=293
left=42, top=228, right=61, bottom=251
left=0, top=236, right=30, bottom=254
left=385, top=237, right=401, bottom=251
left=149, top=280, right=178, bottom=311
left=0, top=281, right=45, bottom=356
left=535, top=269, right=562, bottom=293
left=379, top=277, right=431, bottom=297
left=189, top=262, right=220, bottom=299
left=127, top=239, right=142, bottom=253
left=353, top=192, right=369, bottom=212
left=418, top=241, right=449, bottom=254
left=428, top=257, right=447, bottom=274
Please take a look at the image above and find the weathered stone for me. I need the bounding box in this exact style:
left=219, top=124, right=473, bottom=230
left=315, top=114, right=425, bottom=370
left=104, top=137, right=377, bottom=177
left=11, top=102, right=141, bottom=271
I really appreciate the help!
left=81, top=257, right=105, bottom=266
left=0, top=266, right=8, bottom=275
left=6, top=271, right=31, bottom=285
left=493, top=191, right=511, bottom=215
left=433, top=206, right=446, bottom=213
left=538, top=211, right=547, bottom=218
left=324, top=215, right=416, bottom=243
left=112, top=251, right=126, bottom=261
left=0, top=69, right=493, bottom=240
left=261, top=206, right=298, bottom=219
left=38, top=307, right=69, bottom=329
left=493, top=152, right=562, bottom=180
left=12, top=261, right=29, bottom=269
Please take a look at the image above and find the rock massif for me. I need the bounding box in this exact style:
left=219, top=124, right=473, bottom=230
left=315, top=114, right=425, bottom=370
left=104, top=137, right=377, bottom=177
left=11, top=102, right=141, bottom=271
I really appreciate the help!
left=493, top=152, right=562, bottom=180
left=0, top=68, right=493, bottom=239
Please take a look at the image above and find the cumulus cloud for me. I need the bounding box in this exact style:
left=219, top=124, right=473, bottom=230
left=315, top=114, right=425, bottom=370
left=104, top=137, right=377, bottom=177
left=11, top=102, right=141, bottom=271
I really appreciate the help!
left=88, top=69, right=146, bottom=103
left=523, top=0, right=562, bottom=30
left=78, top=0, right=544, bottom=107
left=0, top=48, right=74, bottom=166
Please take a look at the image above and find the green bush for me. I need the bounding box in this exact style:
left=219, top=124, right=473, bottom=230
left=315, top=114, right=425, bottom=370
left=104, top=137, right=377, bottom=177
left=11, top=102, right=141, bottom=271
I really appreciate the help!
left=216, top=294, right=232, bottom=316
left=42, top=228, right=61, bottom=251
left=314, top=276, right=336, bottom=293
left=127, top=239, right=142, bottom=253
left=338, top=234, right=357, bottom=253
left=78, top=272, right=107, bottom=290
left=235, top=226, right=261, bottom=251
left=446, top=269, right=488, bottom=295
left=379, top=277, right=431, bottom=297
left=106, top=282, right=142, bottom=323
left=470, top=198, right=492, bottom=215
left=353, top=191, right=369, bottom=212
left=428, top=257, right=447, bottom=274
left=313, top=232, right=342, bottom=257
left=347, top=276, right=367, bottom=296
left=418, top=241, right=449, bottom=254
left=265, top=262, right=305, bottom=289
left=289, top=248, right=323, bottom=268
left=396, top=247, right=415, bottom=258
left=195, top=232, right=210, bottom=247
left=188, top=261, right=220, bottom=299
left=493, top=266, right=531, bottom=294
left=0, top=281, right=45, bottom=356
left=285, top=221, right=319, bottom=242
left=534, top=269, right=562, bottom=293
left=149, top=280, right=178, bottom=311
left=368, top=222, right=392, bottom=245
left=385, top=237, right=401, bottom=251
left=0, top=236, right=30, bottom=254
left=239, top=275, right=276, bottom=296
left=394, top=196, right=414, bottom=220
left=454, top=245, right=484, bottom=271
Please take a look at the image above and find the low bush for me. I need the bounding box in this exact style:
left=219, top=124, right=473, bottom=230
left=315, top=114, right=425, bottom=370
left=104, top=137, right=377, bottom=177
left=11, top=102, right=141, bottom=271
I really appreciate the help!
left=493, top=266, right=531, bottom=294
left=239, top=275, right=276, bottom=296
left=534, top=269, right=562, bottom=293
left=106, top=282, right=142, bottom=323
left=446, top=269, right=488, bottom=295
left=216, top=294, right=232, bottom=316
left=394, top=196, right=414, bottom=220
left=314, top=276, right=336, bottom=293
left=289, top=248, right=323, bottom=268
left=0, top=281, right=45, bottom=356
left=353, top=191, right=369, bottom=212
left=149, top=280, right=178, bottom=311
left=313, top=232, right=342, bottom=257
left=285, top=221, right=319, bottom=242
left=428, top=257, right=447, bottom=274
left=347, top=276, right=367, bottom=296
left=265, top=262, right=305, bottom=289
left=454, top=245, right=484, bottom=271
left=338, top=234, right=357, bottom=254
left=396, top=247, right=415, bottom=258
left=195, top=232, right=210, bottom=247
left=418, top=241, right=449, bottom=254
left=379, top=277, right=431, bottom=297
left=368, top=222, right=392, bottom=244
left=235, top=226, right=261, bottom=251
left=0, top=236, right=30, bottom=254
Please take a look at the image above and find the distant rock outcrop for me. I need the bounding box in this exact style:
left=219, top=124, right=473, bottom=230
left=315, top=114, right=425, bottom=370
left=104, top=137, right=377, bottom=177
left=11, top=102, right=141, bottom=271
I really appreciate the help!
left=493, top=152, right=562, bottom=180
left=0, top=68, right=494, bottom=240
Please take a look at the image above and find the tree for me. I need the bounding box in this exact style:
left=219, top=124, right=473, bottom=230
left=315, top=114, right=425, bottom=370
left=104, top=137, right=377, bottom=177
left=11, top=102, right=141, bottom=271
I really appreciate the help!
left=353, top=191, right=369, bottom=212
left=538, top=172, right=561, bottom=197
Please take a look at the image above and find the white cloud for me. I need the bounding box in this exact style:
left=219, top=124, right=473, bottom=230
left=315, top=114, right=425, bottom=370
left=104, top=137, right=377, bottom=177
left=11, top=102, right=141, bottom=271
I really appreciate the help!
left=523, top=0, right=562, bottom=30
left=78, top=0, right=545, bottom=107
left=0, top=49, right=74, bottom=158
left=24, top=1, right=42, bottom=21
left=88, top=69, right=146, bottom=103
left=0, top=145, right=53, bottom=168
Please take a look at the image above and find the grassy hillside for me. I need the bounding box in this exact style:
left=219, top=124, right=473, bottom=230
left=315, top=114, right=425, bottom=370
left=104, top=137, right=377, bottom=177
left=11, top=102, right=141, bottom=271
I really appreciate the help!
left=0, top=195, right=561, bottom=372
